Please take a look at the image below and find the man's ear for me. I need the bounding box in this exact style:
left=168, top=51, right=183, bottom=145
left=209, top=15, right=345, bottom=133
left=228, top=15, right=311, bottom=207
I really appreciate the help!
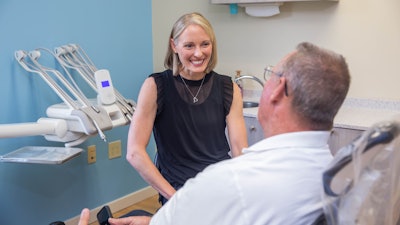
left=270, top=77, right=287, bottom=102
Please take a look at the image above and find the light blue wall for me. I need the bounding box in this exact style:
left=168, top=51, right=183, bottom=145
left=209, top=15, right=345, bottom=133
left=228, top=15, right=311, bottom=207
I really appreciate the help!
left=0, top=1, right=154, bottom=224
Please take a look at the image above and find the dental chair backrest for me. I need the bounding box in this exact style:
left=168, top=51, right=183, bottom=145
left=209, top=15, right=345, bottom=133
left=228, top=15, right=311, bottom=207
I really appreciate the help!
left=321, top=118, right=400, bottom=225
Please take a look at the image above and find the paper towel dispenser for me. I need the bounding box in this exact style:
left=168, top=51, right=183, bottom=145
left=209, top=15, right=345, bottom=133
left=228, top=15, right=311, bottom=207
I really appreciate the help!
left=211, top=0, right=339, bottom=17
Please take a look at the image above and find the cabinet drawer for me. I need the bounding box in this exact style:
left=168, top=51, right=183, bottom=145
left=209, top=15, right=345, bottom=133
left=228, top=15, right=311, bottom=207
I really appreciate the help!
left=244, top=116, right=264, bottom=146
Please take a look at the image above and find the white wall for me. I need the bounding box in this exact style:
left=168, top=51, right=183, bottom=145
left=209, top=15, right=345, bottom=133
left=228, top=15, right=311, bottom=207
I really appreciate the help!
left=152, top=0, right=400, bottom=100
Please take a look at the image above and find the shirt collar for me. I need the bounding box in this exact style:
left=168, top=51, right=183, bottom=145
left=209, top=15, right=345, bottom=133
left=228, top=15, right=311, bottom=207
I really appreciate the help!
left=242, top=131, right=331, bottom=154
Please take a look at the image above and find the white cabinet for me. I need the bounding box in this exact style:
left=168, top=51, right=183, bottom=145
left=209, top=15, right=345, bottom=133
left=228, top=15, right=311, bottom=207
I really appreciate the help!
left=211, top=0, right=338, bottom=17
left=211, top=0, right=338, bottom=3
left=328, top=127, right=363, bottom=155
left=244, top=116, right=264, bottom=145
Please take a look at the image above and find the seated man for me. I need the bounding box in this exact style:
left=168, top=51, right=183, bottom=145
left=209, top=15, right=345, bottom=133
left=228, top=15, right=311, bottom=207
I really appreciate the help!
left=79, top=42, right=351, bottom=225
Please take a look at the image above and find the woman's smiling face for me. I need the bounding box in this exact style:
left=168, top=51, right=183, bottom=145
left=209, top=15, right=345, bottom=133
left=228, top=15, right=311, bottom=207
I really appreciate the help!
left=171, top=24, right=212, bottom=79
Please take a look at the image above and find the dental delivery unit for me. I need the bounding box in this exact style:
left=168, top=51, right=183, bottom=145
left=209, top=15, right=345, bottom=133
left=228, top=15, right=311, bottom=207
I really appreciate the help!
left=0, top=44, right=136, bottom=164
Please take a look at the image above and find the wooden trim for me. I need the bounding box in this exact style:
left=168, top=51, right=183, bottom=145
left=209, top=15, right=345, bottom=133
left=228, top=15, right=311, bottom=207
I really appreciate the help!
left=64, top=186, right=157, bottom=225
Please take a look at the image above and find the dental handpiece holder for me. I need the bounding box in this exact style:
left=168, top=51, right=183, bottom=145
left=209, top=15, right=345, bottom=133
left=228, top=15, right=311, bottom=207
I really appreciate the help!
left=0, top=44, right=136, bottom=164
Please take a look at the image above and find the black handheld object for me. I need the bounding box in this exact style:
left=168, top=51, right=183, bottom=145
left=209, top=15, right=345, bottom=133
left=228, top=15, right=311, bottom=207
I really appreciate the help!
left=97, top=205, right=113, bottom=225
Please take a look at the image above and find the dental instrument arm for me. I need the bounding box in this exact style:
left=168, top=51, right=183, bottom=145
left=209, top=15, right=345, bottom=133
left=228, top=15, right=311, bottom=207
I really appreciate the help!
left=3, top=44, right=136, bottom=148
left=0, top=118, right=67, bottom=139
left=16, top=49, right=111, bottom=142
left=54, top=44, right=135, bottom=120
left=0, top=44, right=137, bottom=164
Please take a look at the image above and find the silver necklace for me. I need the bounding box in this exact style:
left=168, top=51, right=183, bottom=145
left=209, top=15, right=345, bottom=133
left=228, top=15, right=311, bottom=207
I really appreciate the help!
left=179, top=75, right=206, bottom=103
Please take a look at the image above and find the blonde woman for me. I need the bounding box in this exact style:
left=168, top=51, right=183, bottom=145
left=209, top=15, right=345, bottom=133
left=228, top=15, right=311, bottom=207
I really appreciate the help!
left=126, top=12, right=248, bottom=205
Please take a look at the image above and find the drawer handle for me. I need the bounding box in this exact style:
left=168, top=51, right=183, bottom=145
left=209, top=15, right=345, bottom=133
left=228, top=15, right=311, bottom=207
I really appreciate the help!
left=249, top=126, right=256, bottom=131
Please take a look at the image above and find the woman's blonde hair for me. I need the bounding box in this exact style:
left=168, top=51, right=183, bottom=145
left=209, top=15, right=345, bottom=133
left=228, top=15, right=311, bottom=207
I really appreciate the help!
left=164, top=12, right=218, bottom=75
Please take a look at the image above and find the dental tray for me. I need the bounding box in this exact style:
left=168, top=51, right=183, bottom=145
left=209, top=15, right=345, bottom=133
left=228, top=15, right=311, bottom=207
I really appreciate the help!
left=0, top=146, right=82, bottom=164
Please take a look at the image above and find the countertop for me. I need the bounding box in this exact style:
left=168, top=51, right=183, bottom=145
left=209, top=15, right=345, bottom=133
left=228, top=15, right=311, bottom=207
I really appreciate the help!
left=333, top=98, right=400, bottom=130
left=242, top=97, right=400, bottom=131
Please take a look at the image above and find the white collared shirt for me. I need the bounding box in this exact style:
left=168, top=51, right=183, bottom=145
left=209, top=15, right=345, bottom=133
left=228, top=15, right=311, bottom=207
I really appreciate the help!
left=150, top=131, right=333, bottom=225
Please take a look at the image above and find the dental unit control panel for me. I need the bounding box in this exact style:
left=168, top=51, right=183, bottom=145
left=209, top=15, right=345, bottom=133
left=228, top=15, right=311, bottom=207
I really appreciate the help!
left=0, top=44, right=136, bottom=164
left=95, top=69, right=117, bottom=105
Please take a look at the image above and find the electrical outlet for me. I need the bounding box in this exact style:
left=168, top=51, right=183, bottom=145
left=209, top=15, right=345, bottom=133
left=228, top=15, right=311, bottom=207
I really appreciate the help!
left=88, top=145, right=96, bottom=164
left=108, top=140, right=122, bottom=159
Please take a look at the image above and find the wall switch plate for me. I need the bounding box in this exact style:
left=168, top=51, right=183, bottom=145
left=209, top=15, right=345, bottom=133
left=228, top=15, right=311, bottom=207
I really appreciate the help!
left=88, top=145, right=96, bottom=164
left=108, top=140, right=122, bottom=159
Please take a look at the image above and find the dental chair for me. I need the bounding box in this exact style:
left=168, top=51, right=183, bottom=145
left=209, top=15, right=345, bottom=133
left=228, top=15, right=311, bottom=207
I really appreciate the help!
left=317, top=118, right=400, bottom=225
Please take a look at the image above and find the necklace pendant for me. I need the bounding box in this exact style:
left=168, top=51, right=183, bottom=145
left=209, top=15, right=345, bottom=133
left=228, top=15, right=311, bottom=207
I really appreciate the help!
left=193, top=97, right=198, bottom=103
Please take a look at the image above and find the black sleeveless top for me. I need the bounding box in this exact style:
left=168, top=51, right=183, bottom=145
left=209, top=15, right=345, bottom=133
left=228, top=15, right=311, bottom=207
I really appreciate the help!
left=150, top=69, right=233, bottom=189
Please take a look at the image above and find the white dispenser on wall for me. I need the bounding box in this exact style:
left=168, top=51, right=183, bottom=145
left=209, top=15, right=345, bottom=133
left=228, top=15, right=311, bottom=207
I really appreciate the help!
left=211, top=0, right=339, bottom=17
